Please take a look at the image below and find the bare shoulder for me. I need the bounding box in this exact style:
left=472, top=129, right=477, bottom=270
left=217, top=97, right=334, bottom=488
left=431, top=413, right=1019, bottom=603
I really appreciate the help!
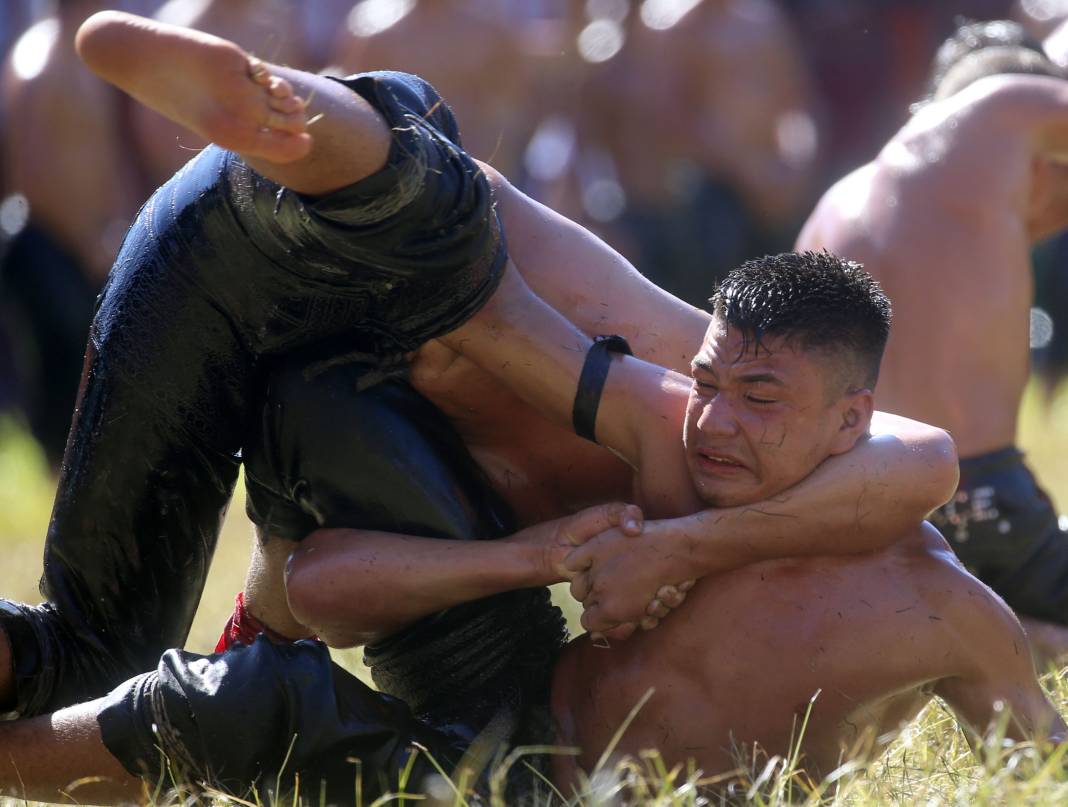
left=940, top=73, right=1068, bottom=137
left=903, top=523, right=1032, bottom=674
left=795, top=164, right=879, bottom=255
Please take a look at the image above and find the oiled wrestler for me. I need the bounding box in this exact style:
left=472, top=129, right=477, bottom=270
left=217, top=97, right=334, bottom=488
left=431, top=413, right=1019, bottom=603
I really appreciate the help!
left=797, top=20, right=1068, bottom=653
left=66, top=254, right=1063, bottom=802
left=0, top=12, right=505, bottom=718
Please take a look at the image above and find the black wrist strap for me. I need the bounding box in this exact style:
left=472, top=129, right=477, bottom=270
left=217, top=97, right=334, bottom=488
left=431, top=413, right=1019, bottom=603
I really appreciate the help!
left=572, top=335, right=633, bottom=443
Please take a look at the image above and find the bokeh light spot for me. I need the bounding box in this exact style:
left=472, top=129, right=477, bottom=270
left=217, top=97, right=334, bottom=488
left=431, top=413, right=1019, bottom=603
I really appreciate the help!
left=12, top=18, right=59, bottom=81
left=578, top=19, right=624, bottom=63
left=1031, top=307, right=1054, bottom=350
left=347, top=0, right=416, bottom=38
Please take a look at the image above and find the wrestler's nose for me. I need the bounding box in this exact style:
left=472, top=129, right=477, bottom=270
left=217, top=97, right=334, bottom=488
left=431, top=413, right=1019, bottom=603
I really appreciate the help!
left=695, top=395, right=739, bottom=437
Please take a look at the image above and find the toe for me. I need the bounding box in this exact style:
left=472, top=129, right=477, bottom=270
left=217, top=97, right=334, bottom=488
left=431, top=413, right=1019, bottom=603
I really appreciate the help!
left=267, top=75, right=293, bottom=98
left=264, top=108, right=307, bottom=135
left=247, top=56, right=270, bottom=85
left=269, top=94, right=305, bottom=115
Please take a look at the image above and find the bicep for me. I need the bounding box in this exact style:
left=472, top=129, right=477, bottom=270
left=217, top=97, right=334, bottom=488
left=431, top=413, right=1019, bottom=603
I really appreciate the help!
left=866, top=411, right=959, bottom=512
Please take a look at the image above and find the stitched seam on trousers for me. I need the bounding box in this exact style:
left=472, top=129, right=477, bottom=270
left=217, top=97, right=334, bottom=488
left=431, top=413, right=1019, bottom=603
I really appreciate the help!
left=148, top=678, right=203, bottom=783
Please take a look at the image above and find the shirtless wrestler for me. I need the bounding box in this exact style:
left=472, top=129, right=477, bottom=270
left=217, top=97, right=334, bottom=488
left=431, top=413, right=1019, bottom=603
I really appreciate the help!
left=796, top=19, right=1068, bottom=656
left=0, top=255, right=1056, bottom=805
left=1, top=1, right=148, bottom=461
left=0, top=7, right=965, bottom=807
left=445, top=250, right=1067, bottom=784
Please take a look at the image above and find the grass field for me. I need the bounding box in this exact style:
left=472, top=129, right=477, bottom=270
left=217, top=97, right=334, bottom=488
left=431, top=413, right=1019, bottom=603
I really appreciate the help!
left=0, top=381, right=1067, bottom=804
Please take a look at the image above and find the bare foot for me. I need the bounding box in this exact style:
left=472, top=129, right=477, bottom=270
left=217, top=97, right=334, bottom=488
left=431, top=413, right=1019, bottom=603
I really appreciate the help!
left=75, top=11, right=311, bottom=164
left=1021, top=616, right=1068, bottom=671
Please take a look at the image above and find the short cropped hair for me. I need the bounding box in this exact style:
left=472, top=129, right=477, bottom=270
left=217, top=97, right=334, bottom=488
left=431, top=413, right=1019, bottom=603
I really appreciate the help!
left=710, top=251, right=892, bottom=391
left=927, top=19, right=1063, bottom=102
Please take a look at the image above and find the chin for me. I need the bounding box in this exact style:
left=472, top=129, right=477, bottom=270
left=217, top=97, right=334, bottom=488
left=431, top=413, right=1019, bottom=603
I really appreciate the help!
left=694, top=479, right=759, bottom=509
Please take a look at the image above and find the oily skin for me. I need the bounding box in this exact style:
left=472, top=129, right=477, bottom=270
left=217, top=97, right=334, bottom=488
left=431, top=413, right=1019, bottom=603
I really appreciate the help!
left=795, top=68, right=1068, bottom=655
left=683, top=320, right=864, bottom=509
left=795, top=73, right=1068, bottom=458
left=0, top=14, right=966, bottom=804
left=550, top=321, right=1061, bottom=784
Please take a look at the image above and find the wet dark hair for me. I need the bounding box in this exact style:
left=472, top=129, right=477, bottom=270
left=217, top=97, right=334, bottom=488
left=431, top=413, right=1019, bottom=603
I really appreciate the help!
left=927, top=19, right=1062, bottom=102
left=710, top=251, right=891, bottom=391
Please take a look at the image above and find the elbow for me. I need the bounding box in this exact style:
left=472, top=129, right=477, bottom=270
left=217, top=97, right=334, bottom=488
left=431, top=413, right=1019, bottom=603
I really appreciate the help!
left=285, top=535, right=398, bottom=647
left=918, top=427, right=960, bottom=511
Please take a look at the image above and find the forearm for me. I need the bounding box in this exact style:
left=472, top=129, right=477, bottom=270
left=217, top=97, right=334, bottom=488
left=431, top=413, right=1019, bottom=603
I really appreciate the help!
left=652, top=414, right=959, bottom=575
left=444, top=260, right=592, bottom=432
left=0, top=700, right=141, bottom=804
left=285, top=528, right=548, bottom=646
left=443, top=262, right=643, bottom=458
left=487, top=165, right=710, bottom=373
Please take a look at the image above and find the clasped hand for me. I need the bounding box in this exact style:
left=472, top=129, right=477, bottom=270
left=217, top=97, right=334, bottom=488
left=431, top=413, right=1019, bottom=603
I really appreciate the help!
left=514, top=502, right=696, bottom=644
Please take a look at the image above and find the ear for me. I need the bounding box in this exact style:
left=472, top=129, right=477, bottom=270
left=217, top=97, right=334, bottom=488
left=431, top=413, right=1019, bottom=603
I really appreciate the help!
left=828, top=388, right=875, bottom=456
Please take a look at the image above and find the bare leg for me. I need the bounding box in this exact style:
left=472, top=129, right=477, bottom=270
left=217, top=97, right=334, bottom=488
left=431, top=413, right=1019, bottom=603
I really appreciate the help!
left=0, top=700, right=141, bottom=805
left=75, top=11, right=390, bottom=195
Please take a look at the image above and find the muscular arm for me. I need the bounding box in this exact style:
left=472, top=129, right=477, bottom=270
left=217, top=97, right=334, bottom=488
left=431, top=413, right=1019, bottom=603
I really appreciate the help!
left=283, top=504, right=639, bottom=646
left=444, top=260, right=668, bottom=464
left=449, top=256, right=959, bottom=557
left=568, top=412, right=960, bottom=632
left=651, top=411, right=958, bottom=570
left=485, top=164, right=712, bottom=373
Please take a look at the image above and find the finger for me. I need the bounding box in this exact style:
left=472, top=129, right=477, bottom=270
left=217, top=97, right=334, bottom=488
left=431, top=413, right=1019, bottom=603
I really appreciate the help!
left=581, top=605, right=615, bottom=635
left=621, top=503, right=644, bottom=536
left=656, top=585, right=685, bottom=609
left=646, top=598, right=670, bottom=619
left=564, top=503, right=619, bottom=545
left=678, top=579, right=696, bottom=593
left=604, top=623, right=637, bottom=641
left=640, top=616, right=660, bottom=631
left=563, top=543, right=593, bottom=572
left=570, top=572, right=592, bottom=602
left=590, top=633, right=611, bottom=649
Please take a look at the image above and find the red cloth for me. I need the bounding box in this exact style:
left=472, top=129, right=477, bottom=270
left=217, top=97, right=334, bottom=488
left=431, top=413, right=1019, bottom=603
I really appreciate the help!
left=215, top=591, right=297, bottom=652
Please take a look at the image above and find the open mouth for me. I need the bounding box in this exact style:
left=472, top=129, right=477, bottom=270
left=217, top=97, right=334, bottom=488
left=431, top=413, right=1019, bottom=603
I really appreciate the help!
left=695, top=450, right=747, bottom=474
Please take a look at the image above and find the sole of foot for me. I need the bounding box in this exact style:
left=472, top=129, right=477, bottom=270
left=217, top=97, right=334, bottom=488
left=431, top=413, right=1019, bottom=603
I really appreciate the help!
left=76, top=11, right=312, bottom=164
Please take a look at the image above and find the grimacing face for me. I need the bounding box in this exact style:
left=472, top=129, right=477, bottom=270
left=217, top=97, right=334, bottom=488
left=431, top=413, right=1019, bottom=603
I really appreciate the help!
left=683, top=317, right=872, bottom=508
